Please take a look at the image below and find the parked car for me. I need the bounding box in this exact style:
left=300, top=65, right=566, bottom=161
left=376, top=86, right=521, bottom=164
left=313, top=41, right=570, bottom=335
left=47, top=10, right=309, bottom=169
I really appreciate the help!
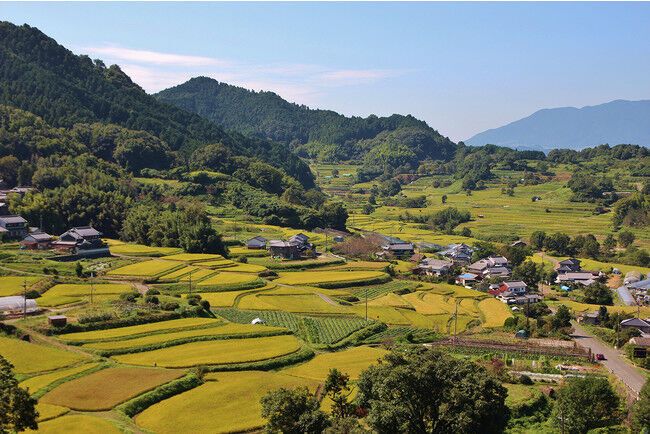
left=595, top=353, right=606, bottom=361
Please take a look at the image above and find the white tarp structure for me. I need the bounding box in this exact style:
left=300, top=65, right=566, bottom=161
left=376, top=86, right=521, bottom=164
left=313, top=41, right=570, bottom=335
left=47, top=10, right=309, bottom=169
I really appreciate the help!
left=0, top=296, right=38, bottom=315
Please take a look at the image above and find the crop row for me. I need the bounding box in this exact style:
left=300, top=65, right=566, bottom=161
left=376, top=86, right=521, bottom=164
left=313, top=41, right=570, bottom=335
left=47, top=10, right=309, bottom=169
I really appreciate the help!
left=301, top=317, right=367, bottom=344
left=214, top=308, right=300, bottom=332
left=347, top=280, right=420, bottom=300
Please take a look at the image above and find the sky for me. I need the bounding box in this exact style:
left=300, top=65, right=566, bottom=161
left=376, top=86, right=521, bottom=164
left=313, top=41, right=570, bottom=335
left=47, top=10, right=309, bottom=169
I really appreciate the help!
left=2, top=2, right=649, bottom=141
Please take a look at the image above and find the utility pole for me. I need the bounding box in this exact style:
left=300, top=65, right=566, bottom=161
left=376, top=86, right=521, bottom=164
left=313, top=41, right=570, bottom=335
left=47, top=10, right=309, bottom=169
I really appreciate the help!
left=188, top=270, right=192, bottom=295
left=365, top=286, right=368, bottom=321
left=616, top=317, right=620, bottom=349
left=454, top=299, right=459, bottom=342
left=22, top=276, right=27, bottom=319
left=90, top=272, right=94, bottom=305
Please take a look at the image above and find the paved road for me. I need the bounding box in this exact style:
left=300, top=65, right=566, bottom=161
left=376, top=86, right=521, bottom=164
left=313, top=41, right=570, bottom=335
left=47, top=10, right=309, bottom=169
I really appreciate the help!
left=571, top=321, right=646, bottom=395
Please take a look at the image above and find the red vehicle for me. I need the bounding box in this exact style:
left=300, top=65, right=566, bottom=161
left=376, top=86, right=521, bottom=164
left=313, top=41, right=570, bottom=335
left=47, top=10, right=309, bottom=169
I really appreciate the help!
left=595, top=353, right=606, bottom=361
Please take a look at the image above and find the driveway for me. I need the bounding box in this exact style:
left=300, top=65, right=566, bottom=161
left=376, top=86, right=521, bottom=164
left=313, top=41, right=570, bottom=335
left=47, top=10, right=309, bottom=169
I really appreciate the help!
left=571, top=321, right=647, bottom=395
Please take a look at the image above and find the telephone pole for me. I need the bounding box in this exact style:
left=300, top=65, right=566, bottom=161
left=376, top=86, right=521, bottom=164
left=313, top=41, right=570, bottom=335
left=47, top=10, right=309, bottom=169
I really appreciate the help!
left=188, top=270, right=192, bottom=294
left=22, top=276, right=27, bottom=319
left=90, top=272, right=94, bottom=305
left=365, top=286, right=368, bottom=321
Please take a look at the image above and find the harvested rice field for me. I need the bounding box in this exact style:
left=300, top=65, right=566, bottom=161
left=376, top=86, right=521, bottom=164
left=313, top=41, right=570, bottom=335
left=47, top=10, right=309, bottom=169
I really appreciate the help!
left=58, top=317, right=221, bottom=343
left=283, top=346, right=388, bottom=381
left=135, top=371, right=319, bottom=434
left=39, top=367, right=184, bottom=410
left=112, top=334, right=302, bottom=367
left=19, top=362, right=102, bottom=395
left=0, top=336, right=88, bottom=374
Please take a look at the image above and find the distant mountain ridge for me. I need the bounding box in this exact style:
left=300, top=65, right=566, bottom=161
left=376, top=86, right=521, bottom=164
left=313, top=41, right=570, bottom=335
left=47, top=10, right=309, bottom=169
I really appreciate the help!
left=155, top=77, right=457, bottom=163
left=465, top=99, right=650, bottom=150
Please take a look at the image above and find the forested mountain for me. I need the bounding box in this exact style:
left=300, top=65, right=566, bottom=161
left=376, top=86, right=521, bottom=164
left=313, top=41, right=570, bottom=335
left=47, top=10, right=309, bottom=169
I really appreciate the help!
left=155, top=77, right=457, bottom=164
left=0, top=22, right=313, bottom=188
left=465, top=99, right=650, bottom=150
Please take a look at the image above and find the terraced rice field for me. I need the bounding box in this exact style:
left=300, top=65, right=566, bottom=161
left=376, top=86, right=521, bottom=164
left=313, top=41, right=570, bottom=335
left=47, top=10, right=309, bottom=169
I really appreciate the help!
left=135, top=371, right=319, bottom=434
left=106, top=260, right=181, bottom=277
left=178, top=268, right=214, bottom=281
left=555, top=300, right=650, bottom=317
left=283, top=346, right=388, bottom=381
left=0, top=337, right=88, bottom=374
left=19, top=362, right=102, bottom=395
left=0, top=276, right=43, bottom=297
left=82, top=323, right=285, bottom=351
left=196, top=272, right=260, bottom=287
left=351, top=305, right=411, bottom=325
left=478, top=298, right=514, bottom=327
left=107, top=242, right=182, bottom=257
left=368, top=293, right=412, bottom=309
left=302, top=317, right=368, bottom=344
left=215, top=309, right=300, bottom=331
left=275, top=270, right=387, bottom=286
left=193, top=258, right=235, bottom=268
left=222, top=263, right=267, bottom=273
left=34, top=403, right=69, bottom=422
left=112, top=334, right=302, bottom=367
left=39, top=367, right=183, bottom=411
left=347, top=280, right=420, bottom=299
left=38, top=283, right=132, bottom=306
left=228, top=246, right=270, bottom=257
left=238, top=292, right=348, bottom=314
left=59, top=318, right=221, bottom=343
left=160, top=253, right=225, bottom=263
left=157, top=265, right=198, bottom=282
left=194, top=288, right=265, bottom=307
left=29, top=415, right=121, bottom=433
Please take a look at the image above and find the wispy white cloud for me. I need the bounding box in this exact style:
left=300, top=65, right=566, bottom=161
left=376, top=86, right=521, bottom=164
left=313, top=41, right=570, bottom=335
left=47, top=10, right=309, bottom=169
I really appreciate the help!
left=83, top=45, right=228, bottom=67
left=78, top=44, right=411, bottom=105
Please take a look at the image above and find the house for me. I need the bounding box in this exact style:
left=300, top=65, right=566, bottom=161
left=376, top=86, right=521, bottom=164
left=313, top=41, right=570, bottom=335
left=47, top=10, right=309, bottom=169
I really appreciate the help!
left=580, top=310, right=600, bottom=325
left=417, top=258, right=453, bottom=277
left=490, top=280, right=527, bottom=296
left=469, top=256, right=511, bottom=279
left=268, top=240, right=301, bottom=259
left=20, top=231, right=53, bottom=250
left=380, top=243, right=415, bottom=258
left=512, top=240, right=527, bottom=248
left=456, top=273, right=477, bottom=286
left=439, top=243, right=474, bottom=265
left=620, top=318, right=650, bottom=335
left=0, top=202, right=8, bottom=215
left=497, top=292, right=542, bottom=305
left=484, top=266, right=512, bottom=279
left=52, top=226, right=109, bottom=257
left=410, top=253, right=426, bottom=263
left=556, top=272, right=597, bottom=286
left=0, top=215, right=29, bottom=240
left=9, top=186, right=36, bottom=196
left=289, top=233, right=314, bottom=251
left=557, top=258, right=582, bottom=273
left=246, top=236, right=267, bottom=250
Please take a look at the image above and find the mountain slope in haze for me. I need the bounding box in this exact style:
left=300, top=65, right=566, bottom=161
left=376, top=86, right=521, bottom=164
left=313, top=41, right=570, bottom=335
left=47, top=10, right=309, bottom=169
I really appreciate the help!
left=0, top=22, right=313, bottom=188
left=465, top=100, right=650, bottom=150
left=155, top=77, right=456, bottom=163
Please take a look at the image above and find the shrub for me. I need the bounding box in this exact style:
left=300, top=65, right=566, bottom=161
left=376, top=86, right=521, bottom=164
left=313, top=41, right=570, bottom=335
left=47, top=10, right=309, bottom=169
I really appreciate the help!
left=117, top=374, right=202, bottom=417
left=145, top=288, right=160, bottom=296
left=259, top=270, right=278, bottom=278
left=161, top=302, right=179, bottom=311
left=187, top=294, right=202, bottom=306
left=120, top=292, right=139, bottom=303
left=25, top=290, right=40, bottom=299
left=145, top=295, right=159, bottom=305
left=78, top=312, right=114, bottom=324
left=200, top=300, right=211, bottom=311
left=237, top=255, right=248, bottom=264
left=519, top=374, right=534, bottom=385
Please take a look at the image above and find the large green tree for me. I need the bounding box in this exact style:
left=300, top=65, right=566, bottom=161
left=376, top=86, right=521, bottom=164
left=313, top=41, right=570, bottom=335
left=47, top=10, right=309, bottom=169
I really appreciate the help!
left=356, top=348, right=509, bottom=433
left=633, top=380, right=650, bottom=432
left=552, top=376, right=620, bottom=434
left=260, top=387, right=330, bottom=434
left=0, top=355, right=38, bottom=433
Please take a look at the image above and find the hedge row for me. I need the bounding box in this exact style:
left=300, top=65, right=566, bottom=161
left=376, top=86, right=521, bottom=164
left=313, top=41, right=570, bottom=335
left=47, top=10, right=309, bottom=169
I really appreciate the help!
left=154, top=279, right=265, bottom=293
left=117, top=373, right=203, bottom=417
left=205, top=347, right=315, bottom=372
left=38, top=311, right=184, bottom=336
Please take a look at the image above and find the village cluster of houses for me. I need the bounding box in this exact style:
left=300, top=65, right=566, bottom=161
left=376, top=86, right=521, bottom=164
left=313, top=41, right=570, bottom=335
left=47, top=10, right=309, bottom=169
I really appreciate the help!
left=247, top=233, right=315, bottom=259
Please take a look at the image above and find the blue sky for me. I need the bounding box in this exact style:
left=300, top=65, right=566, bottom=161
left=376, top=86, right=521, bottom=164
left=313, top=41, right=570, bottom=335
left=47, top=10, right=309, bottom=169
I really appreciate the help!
left=2, top=2, right=649, bottom=140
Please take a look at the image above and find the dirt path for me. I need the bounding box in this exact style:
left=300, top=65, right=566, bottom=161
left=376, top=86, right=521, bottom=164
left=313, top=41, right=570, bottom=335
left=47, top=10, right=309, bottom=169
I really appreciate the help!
left=12, top=323, right=96, bottom=357
left=535, top=252, right=559, bottom=269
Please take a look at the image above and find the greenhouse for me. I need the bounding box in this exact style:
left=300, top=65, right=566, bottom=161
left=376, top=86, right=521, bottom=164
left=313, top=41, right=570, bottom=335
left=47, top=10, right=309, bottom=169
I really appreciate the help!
left=0, top=296, right=39, bottom=315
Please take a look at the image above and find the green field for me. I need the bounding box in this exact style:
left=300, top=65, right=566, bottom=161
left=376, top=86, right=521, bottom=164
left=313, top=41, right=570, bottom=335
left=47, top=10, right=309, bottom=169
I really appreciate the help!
left=160, top=253, right=225, bottom=263
left=112, top=334, right=302, bottom=367
left=0, top=276, right=43, bottom=297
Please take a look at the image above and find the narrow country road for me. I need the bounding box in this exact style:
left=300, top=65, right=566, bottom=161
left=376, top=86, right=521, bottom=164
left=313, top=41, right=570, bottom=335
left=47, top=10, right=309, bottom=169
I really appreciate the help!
left=571, top=321, right=646, bottom=395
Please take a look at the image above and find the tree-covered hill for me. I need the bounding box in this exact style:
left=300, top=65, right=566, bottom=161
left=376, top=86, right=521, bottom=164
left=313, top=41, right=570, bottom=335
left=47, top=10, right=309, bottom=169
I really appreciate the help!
left=155, top=77, right=457, bottom=164
left=0, top=22, right=313, bottom=188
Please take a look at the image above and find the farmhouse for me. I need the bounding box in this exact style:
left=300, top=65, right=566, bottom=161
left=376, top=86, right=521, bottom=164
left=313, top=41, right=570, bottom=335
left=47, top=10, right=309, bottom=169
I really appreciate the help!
left=0, top=215, right=29, bottom=240
left=417, top=258, right=453, bottom=276
left=469, top=255, right=511, bottom=278
left=579, top=310, right=601, bottom=325
left=620, top=318, right=650, bottom=335
left=268, top=240, right=301, bottom=259
left=497, top=292, right=542, bottom=305
left=456, top=273, right=477, bottom=286
left=439, top=243, right=474, bottom=265
left=289, top=233, right=314, bottom=251
left=246, top=236, right=267, bottom=250
left=490, top=280, right=527, bottom=296
left=20, top=231, right=53, bottom=250
left=556, top=272, right=597, bottom=286
left=380, top=242, right=415, bottom=258
left=557, top=258, right=582, bottom=273
left=52, top=226, right=109, bottom=257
